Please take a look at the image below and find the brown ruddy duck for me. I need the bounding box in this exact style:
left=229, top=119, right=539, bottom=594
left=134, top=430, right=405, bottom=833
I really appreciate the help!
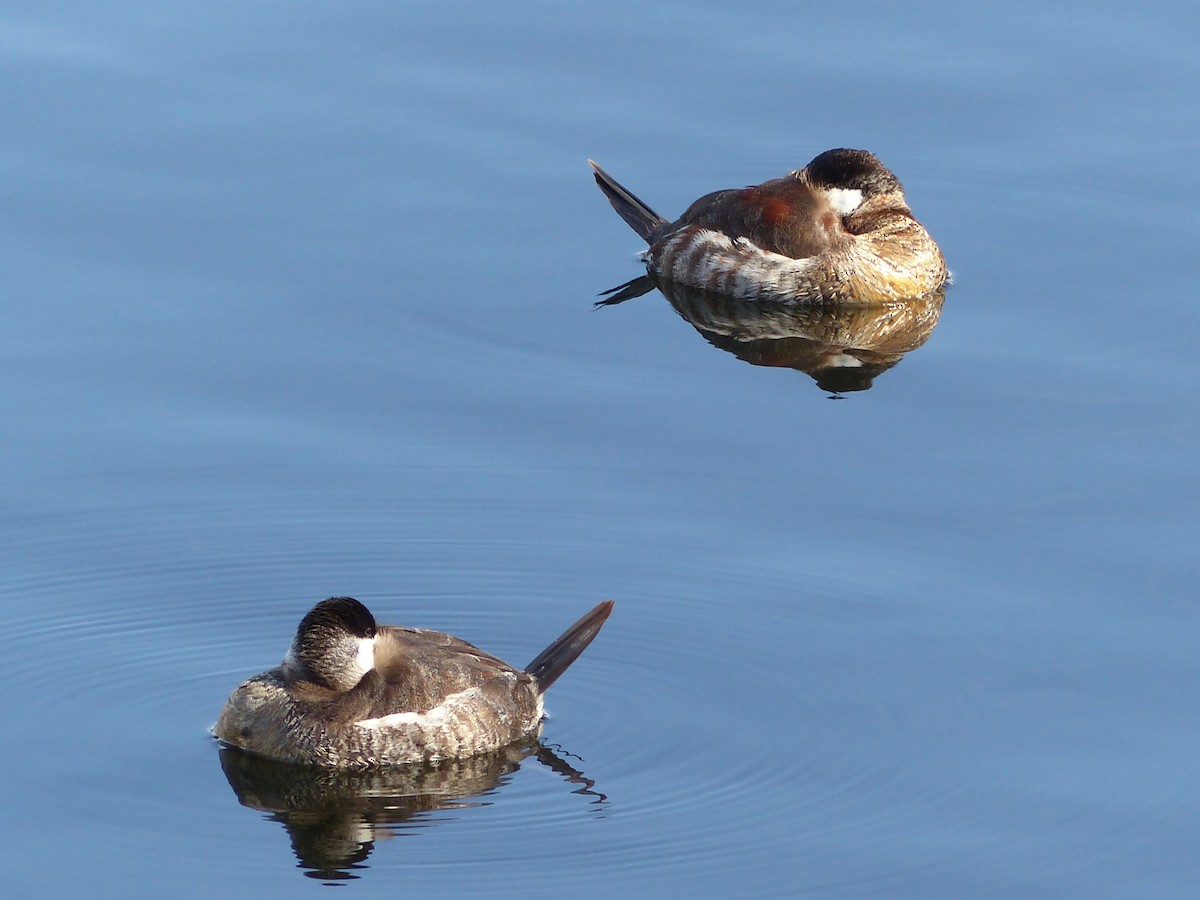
left=590, top=149, right=946, bottom=304
left=215, top=597, right=613, bottom=767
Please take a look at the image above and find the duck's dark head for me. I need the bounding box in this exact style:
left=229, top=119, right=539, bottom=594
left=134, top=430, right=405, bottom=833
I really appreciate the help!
left=282, top=597, right=377, bottom=691
left=801, top=148, right=905, bottom=215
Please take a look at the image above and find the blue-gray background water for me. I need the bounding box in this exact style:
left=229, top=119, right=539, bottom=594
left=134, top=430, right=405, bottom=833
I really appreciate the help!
left=4, top=1, right=1198, bottom=896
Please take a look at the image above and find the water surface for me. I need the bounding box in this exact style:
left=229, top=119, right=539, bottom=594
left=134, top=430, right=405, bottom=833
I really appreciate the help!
left=3, top=1, right=1199, bottom=897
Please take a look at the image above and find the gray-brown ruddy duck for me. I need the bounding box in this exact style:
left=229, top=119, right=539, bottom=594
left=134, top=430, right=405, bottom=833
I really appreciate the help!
left=215, top=597, right=613, bottom=767
left=590, top=149, right=946, bottom=304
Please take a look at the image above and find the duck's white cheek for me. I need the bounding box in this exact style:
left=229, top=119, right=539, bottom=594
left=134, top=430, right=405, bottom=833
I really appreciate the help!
left=826, top=187, right=863, bottom=215
left=355, top=637, right=376, bottom=675
left=281, top=645, right=300, bottom=678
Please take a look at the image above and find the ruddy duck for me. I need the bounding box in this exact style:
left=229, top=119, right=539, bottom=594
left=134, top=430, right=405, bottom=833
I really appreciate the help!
left=590, top=149, right=946, bottom=303
left=215, top=597, right=613, bottom=767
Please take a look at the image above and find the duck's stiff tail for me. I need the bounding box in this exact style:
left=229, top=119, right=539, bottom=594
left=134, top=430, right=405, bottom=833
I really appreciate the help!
left=525, top=600, right=614, bottom=694
left=589, top=160, right=668, bottom=244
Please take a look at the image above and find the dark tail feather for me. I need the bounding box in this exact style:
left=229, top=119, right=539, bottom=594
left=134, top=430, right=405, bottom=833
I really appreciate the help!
left=595, top=274, right=657, bottom=307
left=525, top=600, right=614, bottom=694
left=589, top=160, right=668, bottom=243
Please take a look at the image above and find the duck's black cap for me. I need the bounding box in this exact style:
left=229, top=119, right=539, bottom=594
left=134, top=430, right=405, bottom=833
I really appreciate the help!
left=805, top=148, right=902, bottom=196
left=298, top=597, right=377, bottom=640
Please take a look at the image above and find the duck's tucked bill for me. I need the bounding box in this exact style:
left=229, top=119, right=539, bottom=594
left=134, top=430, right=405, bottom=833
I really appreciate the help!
left=590, top=149, right=946, bottom=304
left=215, top=597, right=613, bottom=767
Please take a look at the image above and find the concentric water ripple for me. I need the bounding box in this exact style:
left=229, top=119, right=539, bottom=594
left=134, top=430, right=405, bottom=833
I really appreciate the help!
left=7, top=465, right=1193, bottom=895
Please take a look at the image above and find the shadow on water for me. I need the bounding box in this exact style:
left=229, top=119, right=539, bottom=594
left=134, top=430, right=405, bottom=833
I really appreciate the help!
left=598, top=275, right=946, bottom=395
left=217, top=742, right=606, bottom=883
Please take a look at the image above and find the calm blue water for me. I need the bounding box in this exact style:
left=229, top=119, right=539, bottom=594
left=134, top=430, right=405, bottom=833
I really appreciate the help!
left=3, top=1, right=1199, bottom=897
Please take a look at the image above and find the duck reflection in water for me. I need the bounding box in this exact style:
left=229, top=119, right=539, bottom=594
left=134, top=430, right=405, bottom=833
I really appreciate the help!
left=218, top=742, right=605, bottom=883
left=597, top=275, right=945, bottom=395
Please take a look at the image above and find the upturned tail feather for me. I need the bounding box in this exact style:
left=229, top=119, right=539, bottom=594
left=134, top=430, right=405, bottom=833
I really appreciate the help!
left=525, top=600, right=614, bottom=694
left=589, top=160, right=668, bottom=243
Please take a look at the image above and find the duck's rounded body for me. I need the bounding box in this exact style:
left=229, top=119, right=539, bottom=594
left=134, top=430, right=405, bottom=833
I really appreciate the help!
left=590, top=149, right=946, bottom=304
left=215, top=597, right=613, bottom=768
